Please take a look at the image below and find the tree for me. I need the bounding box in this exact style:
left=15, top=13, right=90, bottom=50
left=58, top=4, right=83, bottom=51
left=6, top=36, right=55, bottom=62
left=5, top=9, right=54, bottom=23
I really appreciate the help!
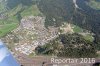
left=35, top=33, right=97, bottom=58
left=38, top=0, right=75, bottom=27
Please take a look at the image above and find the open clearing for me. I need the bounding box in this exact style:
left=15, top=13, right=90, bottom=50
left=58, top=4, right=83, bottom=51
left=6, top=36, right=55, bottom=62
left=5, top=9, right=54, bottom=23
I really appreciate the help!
left=0, top=4, right=41, bottom=38
left=87, top=0, right=100, bottom=10
left=21, top=5, right=41, bottom=17
left=0, top=23, right=18, bottom=37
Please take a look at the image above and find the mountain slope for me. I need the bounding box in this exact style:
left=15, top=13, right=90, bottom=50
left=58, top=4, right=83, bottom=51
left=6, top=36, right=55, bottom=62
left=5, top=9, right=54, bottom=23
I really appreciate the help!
left=38, top=0, right=75, bottom=27
left=0, top=0, right=41, bottom=38
left=37, top=0, right=100, bottom=50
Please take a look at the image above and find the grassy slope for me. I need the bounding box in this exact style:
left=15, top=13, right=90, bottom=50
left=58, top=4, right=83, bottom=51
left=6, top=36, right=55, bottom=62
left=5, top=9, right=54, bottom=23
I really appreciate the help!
left=0, top=2, right=41, bottom=38
left=5, top=4, right=23, bottom=17
left=0, top=2, right=6, bottom=13
left=0, top=23, right=18, bottom=37
left=21, top=5, right=41, bottom=17
left=88, top=0, right=100, bottom=10
left=0, top=15, right=19, bottom=37
left=72, top=25, right=94, bottom=42
left=83, top=34, right=94, bottom=42
left=73, top=25, right=83, bottom=33
left=0, top=5, right=20, bottom=37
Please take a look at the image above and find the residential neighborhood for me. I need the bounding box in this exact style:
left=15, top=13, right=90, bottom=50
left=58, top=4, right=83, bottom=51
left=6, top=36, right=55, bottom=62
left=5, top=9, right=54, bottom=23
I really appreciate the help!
left=2, top=16, right=59, bottom=55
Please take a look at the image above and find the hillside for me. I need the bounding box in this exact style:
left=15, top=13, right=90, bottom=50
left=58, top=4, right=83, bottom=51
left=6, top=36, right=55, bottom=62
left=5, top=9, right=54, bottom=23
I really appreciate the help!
left=35, top=33, right=97, bottom=58
left=0, top=0, right=100, bottom=60
left=87, top=0, right=100, bottom=10
left=0, top=0, right=41, bottom=37
left=27, top=0, right=100, bottom=58
left=38, top=0, right=75, bottom=27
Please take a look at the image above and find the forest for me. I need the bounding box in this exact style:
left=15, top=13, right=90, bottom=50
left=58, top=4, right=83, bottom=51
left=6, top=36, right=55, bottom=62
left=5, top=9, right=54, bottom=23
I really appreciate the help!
left=0, top=0, right=100, bottom=58
left=37, top=0, right=74, bottom=27
left=35, top=33, right=97, bottom=58
left=35, top=0, right=100, bottom=57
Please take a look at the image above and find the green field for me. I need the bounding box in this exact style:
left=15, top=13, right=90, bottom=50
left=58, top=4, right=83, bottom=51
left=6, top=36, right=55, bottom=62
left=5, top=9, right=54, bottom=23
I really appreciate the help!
left=0, top=23, right=18, bottom=37
left=88, top=0, right=100, bottom=10
left=83, top=34, right=94, bottom=42
left=5, top=4, right=23, bottom=17
left=0, top=4, right=22, bottom=37
left=0, top=2, right=41, bottom=38
left=0, top=14, right=19, bottom=38
left=73, top=25, right=83, bottom=33
left=72, top=25, right=94, bottom=42
left=21, top=5, right=41, bottom=17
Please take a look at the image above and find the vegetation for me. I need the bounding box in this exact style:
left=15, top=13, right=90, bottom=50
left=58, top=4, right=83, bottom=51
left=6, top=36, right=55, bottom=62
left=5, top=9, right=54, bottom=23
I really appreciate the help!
left=37, top=0, right=100, bottom=45
left=38, top=0, right=74, bottom=27
left=72, top=0, right=100, bottom=51
left=83, top=34, right=94, bottom=42
left=0, top=23, right=18, bottom=37
left=73, top=25, right=83, bottom=33
left=0, top=0, right=100, bottom=58
left=88, top=0, right=100, bottom=10
left=0, top=0, right=8, bottom=13
left=5, top=4, right=23, bottom=17
left=35, top=33, right=97, bottom=58
left=0, top=0, right=41, bottom=38
left=21, top=5, right=41, bottom=17
left=73, top=25, right=94, bottom=42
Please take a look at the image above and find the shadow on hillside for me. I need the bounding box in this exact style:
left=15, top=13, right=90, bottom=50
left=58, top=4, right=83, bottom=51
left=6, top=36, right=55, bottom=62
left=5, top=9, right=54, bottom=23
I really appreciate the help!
left=6, top=0, right=35, bottom=10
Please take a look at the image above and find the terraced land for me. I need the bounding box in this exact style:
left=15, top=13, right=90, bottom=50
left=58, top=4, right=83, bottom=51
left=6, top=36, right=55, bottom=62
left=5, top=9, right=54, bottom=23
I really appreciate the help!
left=0, top=23, right=18, bottom=37
left=0, top=2, right=41, bottom=38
